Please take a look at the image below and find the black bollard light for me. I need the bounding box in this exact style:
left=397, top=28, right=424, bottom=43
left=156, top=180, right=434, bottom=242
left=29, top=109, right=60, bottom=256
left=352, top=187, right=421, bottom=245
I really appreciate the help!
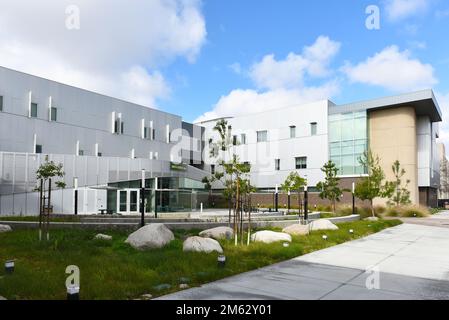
left=67, top=285, right=80, bottom=300
left=5, top=260, right=14, bottom=274
left=217, top=255, right=226, bottom=268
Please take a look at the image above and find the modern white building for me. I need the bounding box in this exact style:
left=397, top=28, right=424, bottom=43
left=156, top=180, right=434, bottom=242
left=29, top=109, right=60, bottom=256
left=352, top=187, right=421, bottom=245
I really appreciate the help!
left=0, top=66, right=208, bottom=216
left=198, top=90, right=442, bottom=207
left=0, top=65, right=443, bottom=215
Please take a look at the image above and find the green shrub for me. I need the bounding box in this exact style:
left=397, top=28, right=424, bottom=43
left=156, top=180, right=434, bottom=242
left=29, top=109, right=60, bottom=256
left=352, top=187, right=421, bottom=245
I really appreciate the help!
left=384, top=206, right=430, bottom=218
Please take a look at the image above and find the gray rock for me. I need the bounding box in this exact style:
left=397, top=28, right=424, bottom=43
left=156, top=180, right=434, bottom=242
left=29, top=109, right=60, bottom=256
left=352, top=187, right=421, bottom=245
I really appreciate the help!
left=94, top=234, right=112, bottom=241
left=183, top=236, right=223, bottom=253
left=179, top=284, right=189, bottom=289
left=125, top=224, right=174, bottom=250
left=199, top=226, right=234, bottom=240
left=0, top=224, right=12, bottom=233
left=140, top=293, right=153, bottom=300
left=0, top=295, right=6, bottom=300
left=251, top=230, right=292, bottom=244
left=153, top=284, right=171, bottom=291
left=282, top=224, right=310, bottom=236
left=309, top=219, right=339, bottom=231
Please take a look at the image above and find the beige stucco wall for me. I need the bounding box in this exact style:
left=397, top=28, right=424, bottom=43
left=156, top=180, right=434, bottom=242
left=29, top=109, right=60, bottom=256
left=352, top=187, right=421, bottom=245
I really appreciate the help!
left=369, top=107, right=418, bottom=206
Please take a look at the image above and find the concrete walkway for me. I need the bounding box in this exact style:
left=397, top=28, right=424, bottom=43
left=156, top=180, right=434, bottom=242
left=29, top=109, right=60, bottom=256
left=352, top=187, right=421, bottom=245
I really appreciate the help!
left=392, top=210, right=449, bottom=229
left=159, top=223, right=449, bottom=300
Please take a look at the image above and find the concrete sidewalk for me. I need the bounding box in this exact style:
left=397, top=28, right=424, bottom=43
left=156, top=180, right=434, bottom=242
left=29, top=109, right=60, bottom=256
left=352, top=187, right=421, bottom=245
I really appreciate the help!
left=158, top=223, right=449, bottom=300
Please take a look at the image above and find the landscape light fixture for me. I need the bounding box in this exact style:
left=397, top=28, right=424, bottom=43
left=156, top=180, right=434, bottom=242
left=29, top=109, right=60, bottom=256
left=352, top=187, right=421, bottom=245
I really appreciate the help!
left=67, top=285, right=80, bottom=300
left=283, top=242, right=290, bottom=248
left=322, top=235, right=328, bottom=240
left=349, top=229, right=354, bottom=234
left=5, top=260, right=14, bottom=274
left=217, top=255, right=226, bottom=268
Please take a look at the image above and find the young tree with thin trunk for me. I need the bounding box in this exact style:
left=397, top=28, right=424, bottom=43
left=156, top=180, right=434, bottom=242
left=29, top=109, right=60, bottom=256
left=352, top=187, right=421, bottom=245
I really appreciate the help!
left=281, top=171, right=306, bottom=221
left=354, top=150, right=394, bottom=217
left=388, top=160, right=411, bottom=207
left=316, top=160, right=342, bottom=213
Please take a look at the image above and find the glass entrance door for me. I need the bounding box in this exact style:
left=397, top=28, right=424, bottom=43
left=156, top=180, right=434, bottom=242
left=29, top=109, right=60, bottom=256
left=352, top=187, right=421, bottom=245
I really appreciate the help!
left=117, top=189, right=140, bottom=215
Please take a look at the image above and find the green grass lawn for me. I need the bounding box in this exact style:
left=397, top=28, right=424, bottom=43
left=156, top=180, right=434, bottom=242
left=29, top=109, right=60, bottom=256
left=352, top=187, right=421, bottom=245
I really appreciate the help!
left=0, top=219, right=402, bottom=300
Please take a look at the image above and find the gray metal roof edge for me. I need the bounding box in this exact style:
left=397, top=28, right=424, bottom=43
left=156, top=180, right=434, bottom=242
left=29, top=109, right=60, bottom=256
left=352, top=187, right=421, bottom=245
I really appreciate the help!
left=329, top=89, right=442, bottom=122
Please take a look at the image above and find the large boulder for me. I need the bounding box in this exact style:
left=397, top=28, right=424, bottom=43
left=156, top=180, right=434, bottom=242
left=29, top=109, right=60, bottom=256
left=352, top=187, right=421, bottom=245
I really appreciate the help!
left=199, top=226, right=234, bottom=240
left=309, top=219, right=339, bottom=231
left=183, top=236, right=223, bottom=254
left=282, top=224, right=310, bottom=236
left=125, top=224, right=174, bottom=250
left=251, top=231, right=292, bottom=244
left=0, top=224, right=12, bottom=233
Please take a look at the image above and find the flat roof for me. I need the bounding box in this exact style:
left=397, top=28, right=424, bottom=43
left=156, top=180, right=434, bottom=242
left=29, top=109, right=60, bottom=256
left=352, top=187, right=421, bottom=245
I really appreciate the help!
left=329, top=89, right=442, bottom=122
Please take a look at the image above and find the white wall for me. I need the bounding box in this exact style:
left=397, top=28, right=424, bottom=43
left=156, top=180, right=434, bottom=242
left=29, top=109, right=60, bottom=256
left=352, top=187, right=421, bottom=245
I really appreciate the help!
left=199, top=100, right=330, bottom=188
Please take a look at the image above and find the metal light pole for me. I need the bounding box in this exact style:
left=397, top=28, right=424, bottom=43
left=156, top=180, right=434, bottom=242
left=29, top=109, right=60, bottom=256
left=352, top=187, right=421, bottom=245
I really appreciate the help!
left=287, top=189, right=291, bottom=214
left=275, top=184, right=279, bottom=212
left=352, top=182, right=356, bottom=216
left=154, top=177, right=158, bottom=219
left=140, top=169, right=146, bottom=227
left=304, top=184, right=308, bottom=224
left=73, top=177, right=78, bottom=215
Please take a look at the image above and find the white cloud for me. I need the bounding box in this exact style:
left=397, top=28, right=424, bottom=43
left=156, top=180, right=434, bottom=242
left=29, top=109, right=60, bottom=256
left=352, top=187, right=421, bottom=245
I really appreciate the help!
left=343, top=45, right=437, bottom=92
left=194, top=82, right=339, bottom=123
left=385, top=0, right=429, bottom=21
left=229, top=63, right=242, bottom=75
left=195, top=36, right=341, bottom=122
left=0, top=0, right=206, bottom=108
left=249, top=36, right=341, bottom=90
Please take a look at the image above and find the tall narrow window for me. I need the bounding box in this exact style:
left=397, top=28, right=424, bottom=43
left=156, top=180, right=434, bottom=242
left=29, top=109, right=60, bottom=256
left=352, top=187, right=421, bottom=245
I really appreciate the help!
left=257, top=130, right=268, bottom=142
left=241, top=133, right=246, bottom=145
left=144, top=127, right=148, bottom=139
left=290, top=126, right=296, bottom=138
left=30, top=103, right=38, bottom=118
left=120, top=122, right=124, bottom=134
left=295, top=157, right=307, bottom=169
left=233, top=135, right=238, bottom=146
left=114, top=119, right=119, bottom=134
left=35, top=144, right=42, bottom=154
left=211, top=164, right=215, bottom=174
left=311, top=122, right=317, bottom=136
left=275, top=159, right=280, bottom=171
left=50, top=107, right=57, bottom=121
left=152, top=128, right=156, bottom=140
left=0, top=96, right=3, bottom=111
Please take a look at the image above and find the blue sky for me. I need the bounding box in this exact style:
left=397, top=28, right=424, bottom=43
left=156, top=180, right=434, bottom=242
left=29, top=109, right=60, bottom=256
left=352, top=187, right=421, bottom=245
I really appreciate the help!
left=161, top=0, right=449, bottom=122
left=1, top=0, right=449, bottom=144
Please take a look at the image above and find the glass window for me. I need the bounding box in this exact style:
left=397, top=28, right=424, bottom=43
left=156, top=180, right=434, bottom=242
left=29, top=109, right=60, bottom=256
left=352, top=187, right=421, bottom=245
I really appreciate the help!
left=257, top=130, right=268, bottom=142
left=152, top=128, right=156, bottom=140
left=35, top=145, right=42, bottom=154
left=114, top=119, right=119, bottom=134
left=30, top=103, right=38, bottom=118
left=78, top=150, right=84, bottom=156
left=211, top=165, right=215, bottom=174
left=233, top=135, right=237, bottom=145
left=0, top=96, right=3, bottom=111
left=329, top=120, right=341, bottom=142
left=241, top=133, right=246, bottom=145
left=50, top=107, right=57, bottom=121
left=290, top=126, right=296, bottom=138
left=275, top=159, right=280, bottom=171
left=310, top=122, right=317, bottom=136
left=329, top=111, right=367, bottom=176
left=120, top=122, right=124, bottom=134
left=295, top=157, right=307, bottom=169
left=144, top=127, right=148, bottom=139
